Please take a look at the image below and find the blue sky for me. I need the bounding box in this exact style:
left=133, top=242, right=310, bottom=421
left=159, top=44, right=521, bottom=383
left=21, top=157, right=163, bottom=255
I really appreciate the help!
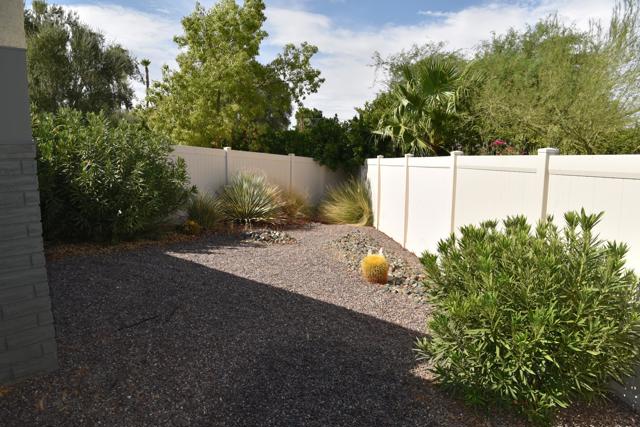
left=54, top=0, right=616, bottom=119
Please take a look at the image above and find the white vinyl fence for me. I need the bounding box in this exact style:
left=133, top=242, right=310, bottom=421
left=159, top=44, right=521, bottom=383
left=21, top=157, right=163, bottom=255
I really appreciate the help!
left=364, top=149, right=640, bottom=272
left=172, top=145, right=343, bottom=203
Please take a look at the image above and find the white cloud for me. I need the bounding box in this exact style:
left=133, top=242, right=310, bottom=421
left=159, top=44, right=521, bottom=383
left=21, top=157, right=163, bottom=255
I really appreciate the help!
left=63, top=0, right=616, bottom=118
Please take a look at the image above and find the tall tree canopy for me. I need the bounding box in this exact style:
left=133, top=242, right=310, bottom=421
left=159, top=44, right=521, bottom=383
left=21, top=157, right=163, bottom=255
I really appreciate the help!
left=370, top=0, right=640, bottom=155
left=147, top=0, right=324, bottom=148
left=471, top=2, right=640, bottom=154
left=24, top=0, right=138, bottom=113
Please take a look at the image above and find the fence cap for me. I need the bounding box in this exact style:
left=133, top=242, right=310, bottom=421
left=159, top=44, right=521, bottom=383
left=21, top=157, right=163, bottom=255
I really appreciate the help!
left=450, top=150, right=464, bottom=156
left=538, top=147, right=560, bottom=155
left=377, top=155, right=384, bottom=159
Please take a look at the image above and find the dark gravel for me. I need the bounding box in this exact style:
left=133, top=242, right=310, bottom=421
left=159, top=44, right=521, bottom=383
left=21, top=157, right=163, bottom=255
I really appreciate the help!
left=241, top=228, right=296, bottom=245
left=0, top=224, right=636, bottom=426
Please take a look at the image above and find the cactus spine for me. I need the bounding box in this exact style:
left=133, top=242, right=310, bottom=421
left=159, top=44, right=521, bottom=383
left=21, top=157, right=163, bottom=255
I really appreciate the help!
left=361, top=248, right=389, bottom=284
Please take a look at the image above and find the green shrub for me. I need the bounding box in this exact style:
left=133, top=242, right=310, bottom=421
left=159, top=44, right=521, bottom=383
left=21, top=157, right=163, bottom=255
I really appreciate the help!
left=217, top=173, right=284, bottom=225
left=319, top=178, right=372, bottom=226
left=34, top=109, right=192, bottom=241
left=416, top=210, right=640, bottom=424
left=187, top=193, right=220, bottom=230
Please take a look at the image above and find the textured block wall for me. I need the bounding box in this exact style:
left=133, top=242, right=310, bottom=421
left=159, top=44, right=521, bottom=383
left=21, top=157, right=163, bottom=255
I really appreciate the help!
left=0, top=1, right=58, bottom=383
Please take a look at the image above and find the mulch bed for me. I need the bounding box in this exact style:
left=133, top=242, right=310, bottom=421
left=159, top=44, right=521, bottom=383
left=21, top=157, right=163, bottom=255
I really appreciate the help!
left=2, top=224, right=637, bottom=426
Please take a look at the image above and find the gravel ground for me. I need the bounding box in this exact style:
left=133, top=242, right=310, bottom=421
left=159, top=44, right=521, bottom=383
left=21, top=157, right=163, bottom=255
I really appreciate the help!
left=0, top=224, right=637, bottom=426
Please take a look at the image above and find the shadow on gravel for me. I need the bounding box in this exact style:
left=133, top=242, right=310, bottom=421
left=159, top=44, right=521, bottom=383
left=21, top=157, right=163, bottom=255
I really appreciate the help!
left=0, top=242, right=457, bottom=427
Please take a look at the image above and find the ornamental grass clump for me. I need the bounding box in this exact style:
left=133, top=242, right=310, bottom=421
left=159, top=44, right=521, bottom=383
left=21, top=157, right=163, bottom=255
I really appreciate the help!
left=416, top=210, right=640, bottom=425
left=280, top=191, right=312, bottom=222
left=187, top=193, right=220, bottom=230
left=361, top=248, right=389, bottom=284
left=319, top=178, right=372, bottom=226
left=218, top=173, right=284, bottom=225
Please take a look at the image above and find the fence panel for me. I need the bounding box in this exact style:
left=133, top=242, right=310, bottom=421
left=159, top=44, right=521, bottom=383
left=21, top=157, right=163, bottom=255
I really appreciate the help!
left=547, top=155, right=640, bottom=270
left=404, top=156, right=452, bottom=256
left=170, top=146, right=226, bottom=195
left=454, top=155, right=540, bottom=228
left=172, top=145, right=342, bottom=204
left=365, top=150, right=640, bottom=272
left=377, top=158, right=406, bottom=244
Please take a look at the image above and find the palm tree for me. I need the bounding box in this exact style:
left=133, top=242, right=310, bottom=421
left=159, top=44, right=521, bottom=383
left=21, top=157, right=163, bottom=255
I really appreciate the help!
left=140, top=58, right=151, bottom=107
left=376, top=58, right=481, bottom=155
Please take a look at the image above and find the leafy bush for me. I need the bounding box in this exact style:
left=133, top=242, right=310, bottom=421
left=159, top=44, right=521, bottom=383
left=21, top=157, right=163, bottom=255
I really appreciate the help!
left=417, top=211, right=640, bottom=424
left=318, top=179, right=372, bottom=226
left=279, top=191, right=311, bottom=222
left=217, top=173, right=284, bottom=225
left=34, top=109, right=192, bottom=241
left=187, top=193, right=220, bottom=230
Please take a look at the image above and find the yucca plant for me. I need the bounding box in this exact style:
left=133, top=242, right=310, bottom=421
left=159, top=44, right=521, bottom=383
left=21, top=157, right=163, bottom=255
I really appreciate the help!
left=218, top=173, right=284, bottom=225
left=319, top=178, right=372, bottom=226
left=417, top=210, right=640, bottom=424
left=187, top=193, right=220, bottom=230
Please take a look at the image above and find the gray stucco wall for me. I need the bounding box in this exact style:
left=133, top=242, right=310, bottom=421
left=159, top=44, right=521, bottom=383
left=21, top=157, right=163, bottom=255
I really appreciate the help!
left=0, top=3, right=58, bottom=383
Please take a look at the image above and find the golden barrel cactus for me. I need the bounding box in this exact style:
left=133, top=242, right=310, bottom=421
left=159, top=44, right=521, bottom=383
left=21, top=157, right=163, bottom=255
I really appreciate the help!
left=361, top=248, right=389, bottom=284
left=183, top=219, right=202, bottom=235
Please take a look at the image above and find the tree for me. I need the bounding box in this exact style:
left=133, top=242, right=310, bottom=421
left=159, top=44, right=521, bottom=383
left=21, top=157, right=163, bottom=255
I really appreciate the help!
left=146, top=0, right=324, bottom=148
left=376, top=58, right=481, bottom=155
left=24, top=0, right=138, bottom=113
left=270, top=42, right=325, bottom=107
left=140, top=58, right=151, bottom=107
left=294, top=107, right=323, bottom=131
left=470, top=1, right=640, bottom=154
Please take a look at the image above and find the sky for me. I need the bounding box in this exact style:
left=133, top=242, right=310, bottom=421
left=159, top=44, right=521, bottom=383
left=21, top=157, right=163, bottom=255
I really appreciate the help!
left=52, top=0, right=616, bottom=119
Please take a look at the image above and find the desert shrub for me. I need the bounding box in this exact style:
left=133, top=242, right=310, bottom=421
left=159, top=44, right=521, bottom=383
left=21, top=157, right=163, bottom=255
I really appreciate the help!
left=34, top=109, right=192, bottom=241
left=187, top=193, right=220, bottom=230
left=217, top=173, right=284, bottom=225
left=416, top=210, right=640, bottom=424
left=319, top=179, right=372, bottom=226
left=279, top=191, right=311, bottom=222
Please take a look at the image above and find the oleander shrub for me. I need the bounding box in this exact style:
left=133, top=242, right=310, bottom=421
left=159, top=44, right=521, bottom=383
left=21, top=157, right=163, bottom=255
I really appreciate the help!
left=187, top=193, right=220, bottom=230
left=218, top=172, right=284, bottom=225
left=319, top=178, right=372, bottom=226
left=416, top=210, right=640, bottom=424
left=34, top=109, right=192, bottom=241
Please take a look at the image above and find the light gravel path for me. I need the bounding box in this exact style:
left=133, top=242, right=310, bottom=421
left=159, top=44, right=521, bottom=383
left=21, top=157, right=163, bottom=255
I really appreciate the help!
left=0, top=224, right=636, bottom=426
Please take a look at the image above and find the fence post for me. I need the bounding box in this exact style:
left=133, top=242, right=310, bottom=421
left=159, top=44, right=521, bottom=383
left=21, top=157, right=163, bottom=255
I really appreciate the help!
left=223, top=147, right=231, bottom=185
left=402, top=153, right=413, bottom=248
left=288, top=153, right=295, bottom=193
left=536, top=147, right=559, bottom=220
left=376, top=155, right=383, bottom=230
left=449, top=151, right=463, bottom=234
